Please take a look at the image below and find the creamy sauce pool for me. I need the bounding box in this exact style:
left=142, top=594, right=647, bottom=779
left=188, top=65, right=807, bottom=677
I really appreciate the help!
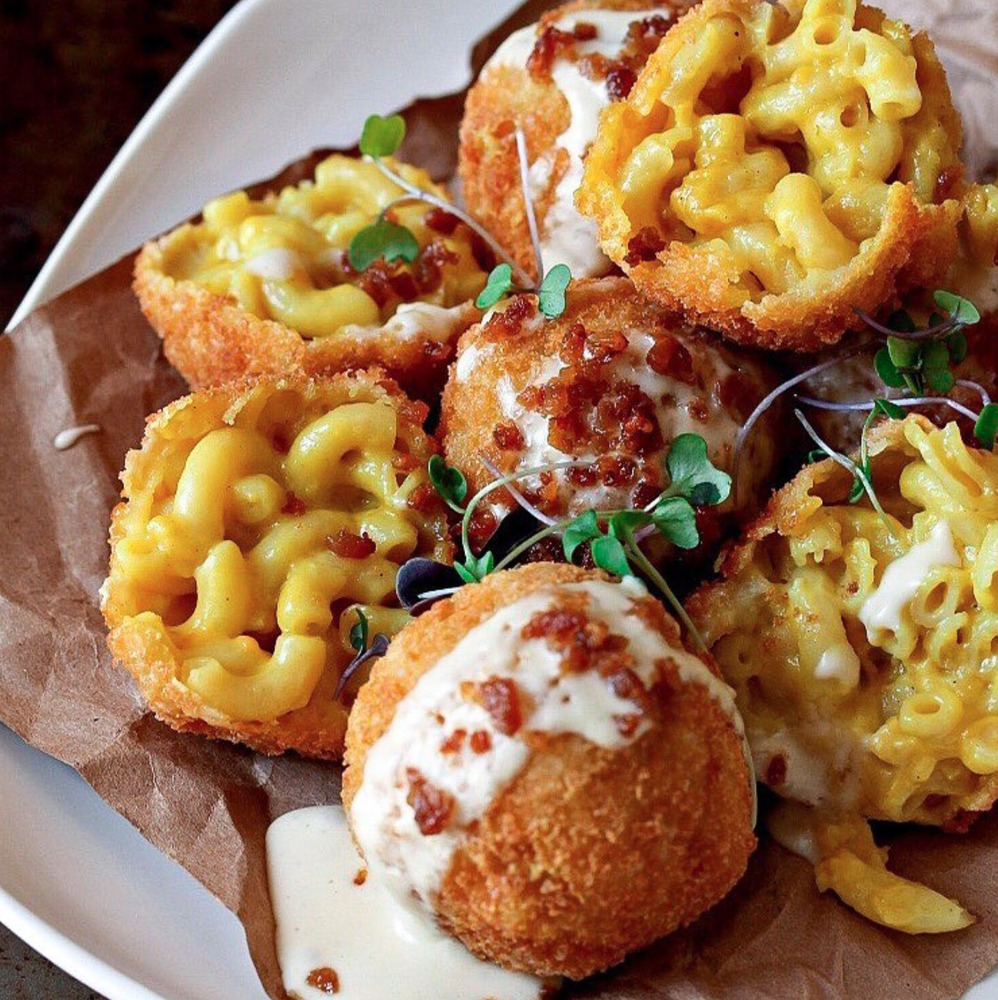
left=350, top=578, right=750, bottom=915
left=267, top=805, right=543, bottom=1000
left=488, top=10, right=661, bottom=277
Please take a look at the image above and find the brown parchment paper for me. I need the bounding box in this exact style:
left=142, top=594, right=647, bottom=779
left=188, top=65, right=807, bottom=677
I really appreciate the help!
left=1, top=2, right=997, bottom=998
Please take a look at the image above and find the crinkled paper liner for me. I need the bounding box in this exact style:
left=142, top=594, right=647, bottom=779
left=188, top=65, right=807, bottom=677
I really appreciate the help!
left=1, top=1, right=996, bottom=997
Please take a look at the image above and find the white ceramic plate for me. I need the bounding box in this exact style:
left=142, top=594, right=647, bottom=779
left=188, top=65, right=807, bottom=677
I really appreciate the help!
left=2, top=0, right=996, bottom=998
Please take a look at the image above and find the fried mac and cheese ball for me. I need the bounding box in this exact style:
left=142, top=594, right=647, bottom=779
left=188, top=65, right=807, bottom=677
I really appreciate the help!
left=440, top=278, right=780, bottom=549
left=343, top=563, right=755, bottom=979
left=458, top=0, right=693, bottom=281
left=687, top=415, right=998, bottom=932
left=101, top=371, right=451, bottom=760
left=578, top=0, right=967, bottom=349
left=135, top=154, right=489, bottom=397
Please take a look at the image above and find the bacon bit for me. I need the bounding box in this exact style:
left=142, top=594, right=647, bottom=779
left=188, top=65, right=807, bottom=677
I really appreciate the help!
left=389, top=270, right=420, bottom=302
left=470, top=730, right=492, bottom=753
left=353, top=868, right=368, bottom=886
left=326, top=529, right=377, bottom=559
left=523, top=608, right=589, bottom=643
left=440, top=729, right=467, bottom=754
left=647, top=333, right=696, bottom=384
left=624, top=226, right=666, bottom=266
left=493, top=423, right=525, bottom=450
left=407, top=481, right=440, bottom=514
left=567, top=464, right=598, bottom=487
left=527, top=26, right=578, bottom=80
left=494, top=118, right=516, bottom=140
left=573, top=21, right=597, bottom=40
left=598, top=454, right=637, bottom=487
left=934, top=165, right=962, bottom=202
left=560, top=321, right=627, bottom=365
left=632, top=477, right=662, bottom=509
left=413, top=241, right=459, bottom=296
left=606, top=665, right=645, bottom=702
left=688, top=397, right=710, bottom=423
left=718, top=371, right=759, bottom=421
left=467, top=505, right=499, bottom=551
left=615, top=713, right=642, bottom=737
left=765, top=754, right=788, bottom=787
left=478, top=677, right=523, bottom=735
left=306, top=967, right=340, bottom=994
left=424, top=207, right=461, bottom=235
left=281, top=491, right=307, bottom=516
left=483, top=294, right=536, bottom=341
left=406, top=768, right=455, bottom=835
left=577, top=51, right=612, bottom=83
left=942, top=808, right=980, bottom=834
left=270, top=429, right=291, bottom=454
left=606, top=63, right=637, bottom=101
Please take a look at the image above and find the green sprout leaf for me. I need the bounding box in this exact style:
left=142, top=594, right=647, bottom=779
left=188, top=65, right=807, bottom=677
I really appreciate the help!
left=537, top=263, right=572, bottom=319
left=476, top=263, right=515, bottom=310
left=947, top=330, right=968, bottom=365
left=349, top=609, right=369, bottom=653
left=934, top=289, right=981, bottom=327
left=428, top=455, right=468, bottom=513
left=651, top=496, right=699, bottom=550
left=975, top=403, right=998, bottom=450
left=454, top=550, right=495, bottom=584
left=348, top=219, right=419, bottom=272
left=562, top=510, right=602, bottom=562
left=359, top=113, right=406, bottom=158
left=874, top=347, right=905, bottom=389
left=806, top=448, right=827, bottom=464
left=590, top=534, right=631, bottom=578
left=922, top=340, right=955, bottom=394
left=848, top=461, right=871, bottom=504
left=873, top=398, right=905, bottom=419
left=664, top=433, right=731, bottom=507
left=607, top=510, right=651, bottom=539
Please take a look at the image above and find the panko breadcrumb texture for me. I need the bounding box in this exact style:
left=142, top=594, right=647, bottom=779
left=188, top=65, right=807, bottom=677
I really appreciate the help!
left=459, top=0, right=694, bottom=282
left=578, top=0, right=969, bottom=350
left=440, top=276, right=781, bottom=558
left=102, top=370, right=451, bottom=760
left=134, top=154, right=490, bottom=399
left=686, top=415, right=998, bottom=829
left=343, top=563, right=756, bottom=980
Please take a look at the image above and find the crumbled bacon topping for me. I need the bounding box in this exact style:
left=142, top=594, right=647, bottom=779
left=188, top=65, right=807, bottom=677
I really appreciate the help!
left=646, top=333, right=696, bottom=384
left=477, top=677, right=523, bottom=736
left=306, top=967, right=340, bottom=994
left=406, top=481, right=441, bottom=514
left=470, top=730, right=493, bottom=754
left=353, top=868, right=368, bottom=886
left=424, top=207, right=461, bottom=235
left=281, top=491, right=307, bottom=516
left=765, top=754, right=788, bottom=787
left=493, top=423, right=526, bottom=450
left=440, top=729, right=467, bottom=754
left=528, top=25, right=583, bottom=79
left=624, top=227, right=666, bottom=266
left=482, top=294, right=536, bottom=341
left=326, top=529, right=377, bottom=559
left=406, top=768, right=455, bottom=835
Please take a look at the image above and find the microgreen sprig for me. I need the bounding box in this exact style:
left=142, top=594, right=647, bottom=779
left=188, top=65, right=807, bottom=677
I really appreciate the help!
left=424, top=435, right=731, bottom=652
left=335, top=609, right=390, bottom=699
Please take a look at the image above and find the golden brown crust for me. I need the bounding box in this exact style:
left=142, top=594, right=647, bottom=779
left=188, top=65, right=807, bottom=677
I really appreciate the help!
left=134, top=237, right=479, bottom=400
left=577, top=0, right=966, bottom=351
left=103, top=370, right=452, bottom=760
left=344, top=563, right=756, bottom=979
left=458, top=0, right=694, bottom=282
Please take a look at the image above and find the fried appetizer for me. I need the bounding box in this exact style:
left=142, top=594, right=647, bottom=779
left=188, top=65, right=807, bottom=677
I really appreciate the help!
left=135, top=154, right=489, bottom=396
left=343, top=563, right=756, bottom=979
left=101, top=371, right=451, bottom=759
left=459, top=0, right=692, bottom=281
left=687, top=414, right=998, bottom=932
left=441, top=277, right=780, bottom=545
left=578, top=0, right=967, bottom=350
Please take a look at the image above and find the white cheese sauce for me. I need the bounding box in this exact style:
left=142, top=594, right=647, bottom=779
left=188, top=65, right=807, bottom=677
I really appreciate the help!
left=488, top=11, right=661, bottom=278
left=814, top=644, right=861, bottom=687
left=244, top=247, right=306, bottom=281
left=350, top=577, right=748, bottom=916
left=266, top=805, right=543, bottom=1000
left=859, top=520, right=961, bottom=640
left=53, top=423, right=101, bottom=450
left=344, top=302, right=471, bottom=343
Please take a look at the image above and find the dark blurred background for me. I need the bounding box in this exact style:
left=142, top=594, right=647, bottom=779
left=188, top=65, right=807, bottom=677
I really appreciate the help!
left=0, top=6, right=238, bottom=993
left=0, top=0, right=237, bottom=327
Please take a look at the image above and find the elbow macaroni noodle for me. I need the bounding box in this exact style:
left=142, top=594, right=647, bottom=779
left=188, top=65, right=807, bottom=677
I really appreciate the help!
left=103, top=374, right=449, bottom=756
left=156, top=154, right=486, bottom=339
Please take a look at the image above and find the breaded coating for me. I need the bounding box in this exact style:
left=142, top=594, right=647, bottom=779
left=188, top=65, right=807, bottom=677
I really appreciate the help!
left=686, top=415, right=998, bottom=829
left=458, top=0, right=695, bottom=282
left=440, top=277, right=781, bottom=554
left=578, top=0, right=968, bottom=350
left=102, top=370, right=451, bottom=759
left=134, top=154, right=488, bottom=399
left=344, top=563, right=756, bottom=979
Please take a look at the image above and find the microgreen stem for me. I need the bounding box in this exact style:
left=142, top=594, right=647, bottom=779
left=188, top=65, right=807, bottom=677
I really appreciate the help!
left=515, top=127, right=545, bottom=282
left=732, top=347, right=864, bottom=503
left=794, top=408, right=887, bottom=519
left=955, top=379, right=992, bottom=407
left=795, top=394, right=982, bottom=423
left=853, top=307, right=957, bottom=341
left=370, top=157, right=533, bottom=287
left=479, top=454, right=558, bottom=526
left=621, top=531, right=708, bottom=655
